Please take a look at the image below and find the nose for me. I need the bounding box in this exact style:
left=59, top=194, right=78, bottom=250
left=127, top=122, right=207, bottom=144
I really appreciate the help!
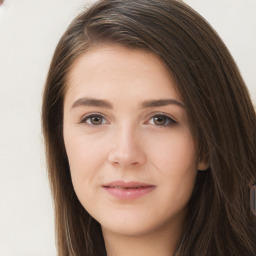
left=107, top=125, right=147, bottom=168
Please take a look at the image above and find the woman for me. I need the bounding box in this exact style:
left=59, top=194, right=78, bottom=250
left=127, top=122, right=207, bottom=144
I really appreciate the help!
left=42, top=0, right=256, bottom=255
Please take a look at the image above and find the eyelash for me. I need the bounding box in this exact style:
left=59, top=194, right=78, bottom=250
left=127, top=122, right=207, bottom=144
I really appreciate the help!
left=80, top=113, right=109, bottom=126
left=147, top=113, right=177, bottom=126
left=79, top=113, right=177, bottom=127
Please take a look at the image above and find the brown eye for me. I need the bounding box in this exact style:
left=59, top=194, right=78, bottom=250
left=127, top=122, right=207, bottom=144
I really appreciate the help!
left=82, top=114, right=107, bottom=126
left=150, top=115, right=176, bottom=126
left=153, top=116, right=167, bottom=125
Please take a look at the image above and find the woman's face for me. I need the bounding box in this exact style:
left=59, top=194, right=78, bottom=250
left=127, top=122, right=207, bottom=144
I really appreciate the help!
left=63, top=45, right=207, bottom=238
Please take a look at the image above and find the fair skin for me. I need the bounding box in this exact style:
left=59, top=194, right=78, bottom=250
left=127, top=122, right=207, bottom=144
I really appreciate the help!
left=63, top=45, right=208, bottom=256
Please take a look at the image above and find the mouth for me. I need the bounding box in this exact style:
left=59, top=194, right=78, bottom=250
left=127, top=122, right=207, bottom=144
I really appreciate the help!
left=102, top=181, right=155, bottom=200
left=106, top=186, right=149, bottom=189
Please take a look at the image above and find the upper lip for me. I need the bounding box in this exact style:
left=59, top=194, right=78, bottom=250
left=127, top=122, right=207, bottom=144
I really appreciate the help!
left=103, top=180, right=155, bottom=188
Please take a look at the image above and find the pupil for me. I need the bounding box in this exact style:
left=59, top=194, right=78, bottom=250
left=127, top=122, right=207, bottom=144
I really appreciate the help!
left=154, top=116, right=166, bottom=125
left=91, top=116, right=102, bottom=125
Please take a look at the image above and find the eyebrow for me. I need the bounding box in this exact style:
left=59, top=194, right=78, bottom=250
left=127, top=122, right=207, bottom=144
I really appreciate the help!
left=71, top=97, right=185, bottom=110
left=71, top=97, right=113, bottom=110
left=141, top=99, right=185, bottom=108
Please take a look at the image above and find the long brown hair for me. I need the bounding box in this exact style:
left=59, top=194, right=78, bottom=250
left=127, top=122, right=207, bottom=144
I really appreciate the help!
left=42, top=0, right=256, bottom=255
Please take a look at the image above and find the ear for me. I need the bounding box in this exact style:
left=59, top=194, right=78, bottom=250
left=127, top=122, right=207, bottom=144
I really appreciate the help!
left=197, top=159, right=209, bottom=171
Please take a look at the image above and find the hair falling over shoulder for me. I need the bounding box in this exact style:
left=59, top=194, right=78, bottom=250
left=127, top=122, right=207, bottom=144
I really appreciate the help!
left=42, top=0, right=256, bottom=255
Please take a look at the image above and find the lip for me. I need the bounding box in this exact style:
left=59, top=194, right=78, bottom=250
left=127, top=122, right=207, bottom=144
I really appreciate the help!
left=102, top=180, right=156, bottom=200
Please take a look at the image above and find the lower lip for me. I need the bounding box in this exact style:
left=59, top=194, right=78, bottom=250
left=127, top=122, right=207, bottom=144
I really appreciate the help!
left=103, top=186, right=155, bottom=200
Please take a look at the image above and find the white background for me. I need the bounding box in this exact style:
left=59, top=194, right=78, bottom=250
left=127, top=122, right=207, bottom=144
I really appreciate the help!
left=0, top=0, right=255, bottom=255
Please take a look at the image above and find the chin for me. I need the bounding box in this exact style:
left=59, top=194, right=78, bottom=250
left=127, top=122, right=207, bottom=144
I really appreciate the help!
left=99, top=212, right=173, bottom=237
left=102, top=222, right=157, bottom=237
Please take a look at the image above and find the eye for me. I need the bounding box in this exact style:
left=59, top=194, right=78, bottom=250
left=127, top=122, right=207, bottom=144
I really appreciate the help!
left=81, top=114, right=108, bottom=126
left=149, top=114, right=177, bottom=126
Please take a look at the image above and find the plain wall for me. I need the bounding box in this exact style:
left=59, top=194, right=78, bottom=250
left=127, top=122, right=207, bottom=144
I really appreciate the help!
left=0, top=0, right=255, bottom=255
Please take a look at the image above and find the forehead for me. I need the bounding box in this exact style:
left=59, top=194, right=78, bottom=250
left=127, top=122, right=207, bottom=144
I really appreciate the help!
left=64, top=45, right=181, bottom=104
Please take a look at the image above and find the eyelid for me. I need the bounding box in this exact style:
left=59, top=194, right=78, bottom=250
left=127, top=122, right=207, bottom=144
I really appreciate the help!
left=79, top=112, right=109, bottom=125
left=78, top=111, right=177, bottom=126
left=146, top=112, right=178, bottom=126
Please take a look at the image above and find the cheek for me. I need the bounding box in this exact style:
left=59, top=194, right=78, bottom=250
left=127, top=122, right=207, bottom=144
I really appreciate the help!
left=65, top=128, right=106, bottom=163
left=148, top=129, right=197, bottom=173
left=147, top=130, right=197, bottom=203
left=64, top=131, right=107, bottom=190
left=64, top=134, right=108, bottom=214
